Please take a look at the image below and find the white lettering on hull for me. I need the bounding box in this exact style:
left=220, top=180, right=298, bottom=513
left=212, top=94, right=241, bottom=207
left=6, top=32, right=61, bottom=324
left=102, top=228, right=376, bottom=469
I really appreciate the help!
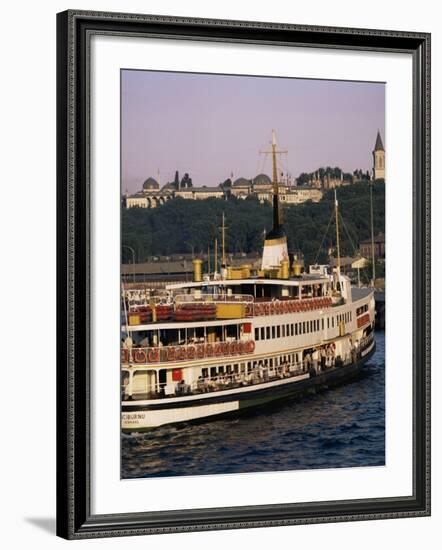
left=122, top=401, right=240, bottom=429
left=361, top=339, right=375, bottom=357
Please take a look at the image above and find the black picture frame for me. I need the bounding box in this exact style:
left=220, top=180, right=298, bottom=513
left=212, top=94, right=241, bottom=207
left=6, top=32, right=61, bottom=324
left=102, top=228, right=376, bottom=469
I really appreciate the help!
left=56, top=10, right=431, bottom=539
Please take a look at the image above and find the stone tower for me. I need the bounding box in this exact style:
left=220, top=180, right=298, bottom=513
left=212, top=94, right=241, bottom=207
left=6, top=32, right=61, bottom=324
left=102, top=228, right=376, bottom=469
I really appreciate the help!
left=372, top=131, right=385, bottom=181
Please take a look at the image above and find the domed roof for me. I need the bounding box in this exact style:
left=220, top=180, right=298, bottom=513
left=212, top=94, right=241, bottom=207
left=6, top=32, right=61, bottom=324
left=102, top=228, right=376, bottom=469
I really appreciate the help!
left=253, top=173, right=271, bottom=186
left=161, top=182, right=175, bottom=192
left=233, top=177, right=251, bottom=187
left=142, top=177, right=159, bottom=190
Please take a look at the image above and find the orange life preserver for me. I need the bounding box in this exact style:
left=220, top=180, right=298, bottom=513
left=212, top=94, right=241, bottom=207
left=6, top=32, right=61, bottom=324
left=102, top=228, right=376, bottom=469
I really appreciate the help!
left=147, top=348, right=159, bottom=362
left=176, top=347, right=186, bottom=361
left=186, top=346, right=195, bottom=360
left=133, top=349, right=147, bottom=363
left=121, top=349, right=129, bottom=363
left=206, top=343, right=214, bottom=357
left=230, top=341, right=238, bottom=355
left=214, top=343, right=222, bottom=356
left=245, top=304, right=252, bottom=317
left=196, top=345, right=205, bottom=359
left=246, top=340, right=256, bottom=353
left=167, top=347, right=176, bottom=361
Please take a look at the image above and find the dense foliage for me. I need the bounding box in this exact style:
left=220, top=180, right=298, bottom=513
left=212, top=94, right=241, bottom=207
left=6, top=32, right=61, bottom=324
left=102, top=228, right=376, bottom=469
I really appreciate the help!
left=122, top=181, right=385, bottom=267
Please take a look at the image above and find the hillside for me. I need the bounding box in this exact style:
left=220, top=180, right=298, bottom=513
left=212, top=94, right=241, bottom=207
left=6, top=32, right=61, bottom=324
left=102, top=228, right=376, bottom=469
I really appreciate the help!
left=122, top=181, right=385, bottom=267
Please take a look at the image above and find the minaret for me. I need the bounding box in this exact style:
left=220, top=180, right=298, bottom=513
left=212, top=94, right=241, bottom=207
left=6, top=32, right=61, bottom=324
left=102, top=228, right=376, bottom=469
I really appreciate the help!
left=260, top=131, right=289, bottom=271
left=372, top=130, right=385, bottom=180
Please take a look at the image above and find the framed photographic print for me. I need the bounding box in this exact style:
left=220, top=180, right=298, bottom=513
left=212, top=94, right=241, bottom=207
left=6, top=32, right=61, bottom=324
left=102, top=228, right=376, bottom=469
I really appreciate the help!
left=56, top=10, right=431, bottom=539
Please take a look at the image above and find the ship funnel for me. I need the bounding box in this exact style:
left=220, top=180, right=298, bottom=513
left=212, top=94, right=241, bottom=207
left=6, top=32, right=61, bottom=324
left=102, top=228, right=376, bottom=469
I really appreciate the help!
left=192, top=258, right=202, bottom=282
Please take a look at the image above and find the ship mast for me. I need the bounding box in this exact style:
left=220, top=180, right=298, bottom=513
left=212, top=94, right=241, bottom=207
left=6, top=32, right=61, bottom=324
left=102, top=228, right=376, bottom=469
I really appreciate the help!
left=271, top=130, right=281, bottom=228
left=370, top=182, right=376, bottom=286
left=334, top=189, right=341, bottom=274
left=220, top=212, right=227, bottom=267
left=260, top=129, right=287, bottom=234
left=214, top=237, right=218, bottom=273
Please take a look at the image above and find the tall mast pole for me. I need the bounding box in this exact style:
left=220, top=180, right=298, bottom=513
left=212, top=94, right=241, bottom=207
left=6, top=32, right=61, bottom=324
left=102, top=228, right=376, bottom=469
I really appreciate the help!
left=334, top=189, right=341, bottom=275
left=272, top=129, right=281, bottom=228
left=370, top=182, right=376, bottom=286
left=207, top=244, right=211, bottom=275
left=214, top=238, right=218, bottom=273
left=221, top=212, right=226, bottom=266
left=259, top=130, right=287, bottom=232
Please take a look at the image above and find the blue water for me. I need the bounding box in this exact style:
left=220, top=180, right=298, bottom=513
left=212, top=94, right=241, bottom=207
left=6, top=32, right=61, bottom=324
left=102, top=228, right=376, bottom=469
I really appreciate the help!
left=121, top=331, right=385, bottom=478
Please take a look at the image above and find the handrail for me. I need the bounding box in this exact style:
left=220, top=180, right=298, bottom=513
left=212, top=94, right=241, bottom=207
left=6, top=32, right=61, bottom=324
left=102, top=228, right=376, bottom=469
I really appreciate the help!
left=121, top=339, right=256, bottom=365
left=122, top=362, right=309, bottom=401
left=124, top=295, right=333, bottom=324
left=174, top=293, right=254, bottom=304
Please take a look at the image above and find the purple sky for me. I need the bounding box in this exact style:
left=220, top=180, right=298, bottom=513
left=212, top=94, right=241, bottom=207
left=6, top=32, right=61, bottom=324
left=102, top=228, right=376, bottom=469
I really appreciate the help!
left=122, top=70, right=385, bottom=193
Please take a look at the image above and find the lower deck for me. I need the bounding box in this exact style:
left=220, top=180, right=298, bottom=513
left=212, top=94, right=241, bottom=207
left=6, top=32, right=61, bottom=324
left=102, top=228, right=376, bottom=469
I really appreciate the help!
left=122, top=326, right=375, bottom=403
left=122, top=335, right=376, bottom=430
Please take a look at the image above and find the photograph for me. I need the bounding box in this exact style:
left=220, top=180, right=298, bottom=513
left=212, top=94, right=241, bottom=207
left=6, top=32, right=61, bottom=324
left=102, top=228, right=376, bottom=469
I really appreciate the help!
left=120, top=70, right=386, bottom=479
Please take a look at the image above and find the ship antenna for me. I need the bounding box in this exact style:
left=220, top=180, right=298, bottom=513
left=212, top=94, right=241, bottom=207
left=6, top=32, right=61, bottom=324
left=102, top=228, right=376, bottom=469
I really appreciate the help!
left=214, top=237, right=218, bottom=273
left=334, top=189, right=341, bottom=274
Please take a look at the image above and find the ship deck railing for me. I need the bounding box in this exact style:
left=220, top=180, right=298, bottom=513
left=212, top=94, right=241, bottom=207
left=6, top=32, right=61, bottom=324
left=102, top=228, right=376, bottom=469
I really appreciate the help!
left=122, top=333, right=374, bottom=401
left=123, top=295, right=334, bottom=326
left=121, top=338, right=255, bottom=365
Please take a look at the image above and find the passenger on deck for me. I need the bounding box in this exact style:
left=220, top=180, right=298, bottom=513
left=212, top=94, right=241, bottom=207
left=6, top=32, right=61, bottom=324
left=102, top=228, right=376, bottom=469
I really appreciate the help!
left=139, top=335, right=149, bottom=347
left=175, top=379, right=186, bottom=396
left=123, top=335, right=133, bottom=349
left=196, top=376, right=205, bottom=393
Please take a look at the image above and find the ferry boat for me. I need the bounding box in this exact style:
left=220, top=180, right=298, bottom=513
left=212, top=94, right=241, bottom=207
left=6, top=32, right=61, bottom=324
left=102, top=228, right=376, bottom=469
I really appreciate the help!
left=121, top=132, right=376, bottom=432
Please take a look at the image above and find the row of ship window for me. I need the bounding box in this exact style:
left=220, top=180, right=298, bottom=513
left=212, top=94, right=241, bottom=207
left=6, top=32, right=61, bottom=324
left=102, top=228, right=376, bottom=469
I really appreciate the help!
left=356, top=304, right=369, bottom=316
left=254, top=311, right=353, bottom=341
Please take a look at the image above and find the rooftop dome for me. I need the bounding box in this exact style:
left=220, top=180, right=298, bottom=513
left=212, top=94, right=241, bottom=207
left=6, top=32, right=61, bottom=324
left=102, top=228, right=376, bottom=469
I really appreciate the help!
left=142, top=177, right=159, bottom=191
left=233, top=177, right=251, bottom=187
left=253, top=173, right=271, bottom=186
left=161, top=182, right=175, bottom=192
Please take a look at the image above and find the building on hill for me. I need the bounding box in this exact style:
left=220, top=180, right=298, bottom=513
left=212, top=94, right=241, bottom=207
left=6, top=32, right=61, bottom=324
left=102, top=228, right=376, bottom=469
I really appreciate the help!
left=175, top=187, right=224, bottom=200
left=124, top=173, right=322, bottom=208
left=359, top=233, right=385, bottom=259
left=308, top=170, right=346, bottom=189
left=125, top=176, right=175, bottom=209
left=372, top=130, right=385, bottom=181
